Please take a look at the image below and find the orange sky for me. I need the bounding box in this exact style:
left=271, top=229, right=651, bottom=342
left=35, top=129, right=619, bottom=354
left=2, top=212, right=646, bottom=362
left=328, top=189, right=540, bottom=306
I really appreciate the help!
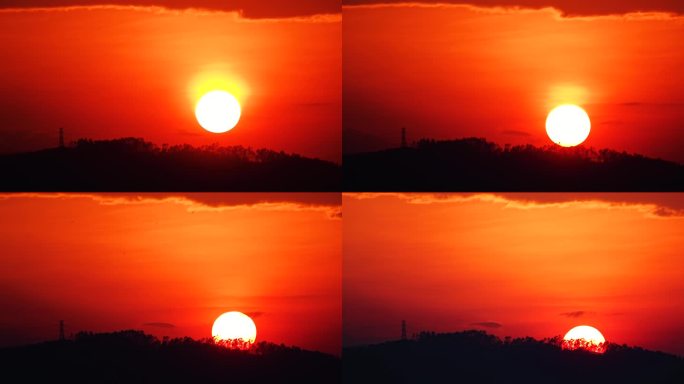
left=0, top=193, right=341, bottom=355
left=0, top=6, right=341, bottom=162
left=344, top=4, right=684, bottom=163
left=343, top=193, right=684, bottom=356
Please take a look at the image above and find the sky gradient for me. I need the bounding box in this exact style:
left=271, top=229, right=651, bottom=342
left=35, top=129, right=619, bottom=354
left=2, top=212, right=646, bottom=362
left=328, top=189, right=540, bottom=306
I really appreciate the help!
left=344, top=3, right=684, bottom=163
left=0, top=193, right=341, bottom=355
left=344, top=193, right=684, bottom=356
left=0, top=6, right=341, bottom=162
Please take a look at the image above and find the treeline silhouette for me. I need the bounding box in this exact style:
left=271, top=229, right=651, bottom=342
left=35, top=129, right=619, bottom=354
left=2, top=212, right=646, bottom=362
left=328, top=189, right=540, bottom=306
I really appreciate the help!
left=0, top=138, right=340, bottom=191
left=344, top=330, right=683, bottom=384
left=344, top=138, right=684, bottom=191
left=0, top=330, right=340, bottom=383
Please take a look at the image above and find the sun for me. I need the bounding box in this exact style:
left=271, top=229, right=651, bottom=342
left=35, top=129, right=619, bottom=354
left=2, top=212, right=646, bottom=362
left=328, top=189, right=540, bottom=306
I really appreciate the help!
left=212, top=311, right=257, bottom=350
left=562, top=325, right=606, bottom=354
left=195, top=90, right=241, bottom=134
left=545, top=104, right=591, bottom=147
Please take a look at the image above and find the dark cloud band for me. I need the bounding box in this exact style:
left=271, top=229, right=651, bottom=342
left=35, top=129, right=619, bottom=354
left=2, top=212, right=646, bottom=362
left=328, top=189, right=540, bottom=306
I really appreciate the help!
left=560, top=311, right=591, bottom=318
left=0, top=1, right=340, bottom=18
left=142, top=322, right=175, bottom=328
left=471, top=321, right=502, bottom=329
left=343, top=1, right=684, bottom=16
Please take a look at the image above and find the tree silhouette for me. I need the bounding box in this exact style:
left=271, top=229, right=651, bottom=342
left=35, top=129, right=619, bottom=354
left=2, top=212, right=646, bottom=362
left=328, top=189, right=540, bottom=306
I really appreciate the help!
left=0, top=137, right=341, bottom=191
left=344, top=330, right=683, bottom=383
left=214, top=337, right=254, bottom=351
left=561, top=337, right=606, bottom=353
left=344, top=137, right=684, bottom=191
left=0, top=330, right=340, bottom=383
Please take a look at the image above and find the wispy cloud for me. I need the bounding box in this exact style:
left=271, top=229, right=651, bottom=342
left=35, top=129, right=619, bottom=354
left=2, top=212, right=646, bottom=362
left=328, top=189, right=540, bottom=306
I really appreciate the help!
left=0, top=193, right=342, bottom=220
left=342, top=1, right=683, bottom=20
left=471, top=321, right=502, bottom=329
left=560, top=311, right=593, bottom=318
left=346, top=193, right=684, bottom=218
left=0, top=3, right=341, bottom=22
left=142, top=322, right=175, bottom=328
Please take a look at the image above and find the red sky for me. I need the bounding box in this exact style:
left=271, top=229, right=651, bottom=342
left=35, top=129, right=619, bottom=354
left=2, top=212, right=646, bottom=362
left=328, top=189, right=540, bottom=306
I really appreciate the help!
left=343, top=193, right=684, bottom=356
left=343, top=3, right=684, bottom=163
left=0, top=193, right=341, bottom=355
left=0, top=5, right=341, bottom=162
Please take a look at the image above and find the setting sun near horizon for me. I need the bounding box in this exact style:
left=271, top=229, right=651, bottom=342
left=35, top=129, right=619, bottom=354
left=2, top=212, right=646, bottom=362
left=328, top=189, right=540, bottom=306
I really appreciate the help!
left=0, top=6, right=341, bottom=162
left=212, top=311, right=257, bottom=349
left=343, top=193, right=684, bottom=356
left=344, top=4, right=684, bottom=162
left=562, top=325, right=606, bottom=354
left=546, top=104, right=591, bottom=147
left=0, top=193, right=342, bottom=355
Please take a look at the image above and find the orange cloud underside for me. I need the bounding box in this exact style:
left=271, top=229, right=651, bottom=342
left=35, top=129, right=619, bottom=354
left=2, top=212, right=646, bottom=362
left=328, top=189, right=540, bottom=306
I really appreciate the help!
left=0, top=7, right=341, bottom=162
left=343, top=193, right=684, bottom=355
left=0, top=194, right=341, bottom=355
left=343, top=5, right=684, bottom=162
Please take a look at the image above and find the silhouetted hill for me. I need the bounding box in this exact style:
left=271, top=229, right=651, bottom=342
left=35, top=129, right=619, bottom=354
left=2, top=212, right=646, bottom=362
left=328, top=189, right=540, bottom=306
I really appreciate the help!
left=0, top=138, right=340, bottom=191
left=0, top=330, right=340, bottom=384
left=344, top=138, right=684, bottom=191
left=344, top=330, right=684, bottom=384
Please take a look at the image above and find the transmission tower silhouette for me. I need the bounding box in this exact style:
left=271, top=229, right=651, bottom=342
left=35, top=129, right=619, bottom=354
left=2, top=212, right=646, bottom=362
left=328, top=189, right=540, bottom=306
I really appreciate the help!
left=59, top=128, right=65, bottom=148
left=59, top=320, right=65, bottom=341
left=401, top=320, right=407, bottom=340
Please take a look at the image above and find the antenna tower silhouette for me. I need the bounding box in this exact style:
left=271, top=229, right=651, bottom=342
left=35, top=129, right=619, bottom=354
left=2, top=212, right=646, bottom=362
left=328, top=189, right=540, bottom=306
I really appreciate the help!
left=401, top=320, right=407, bottom=340
left=59, top=320, right=65, bottom=341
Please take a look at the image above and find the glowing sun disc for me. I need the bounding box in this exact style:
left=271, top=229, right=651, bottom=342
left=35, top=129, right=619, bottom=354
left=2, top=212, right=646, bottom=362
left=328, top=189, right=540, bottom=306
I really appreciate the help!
left=195, top=90, right=241, bottom=133
left=562, top=325, right=606, bottom=353
left=545, top=104, right=591, bottom=147
left=212, top=311, right=256, bottom=349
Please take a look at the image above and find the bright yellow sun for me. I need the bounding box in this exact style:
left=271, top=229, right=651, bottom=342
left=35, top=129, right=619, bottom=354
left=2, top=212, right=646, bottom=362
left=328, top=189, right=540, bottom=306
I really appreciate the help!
left=212, top=311, right=257, bottom=350
left=562, top=325, right=606, bottom=354
left=545, top=104, right=591, bottom=147
left=195, top=90, right=241, bottom=133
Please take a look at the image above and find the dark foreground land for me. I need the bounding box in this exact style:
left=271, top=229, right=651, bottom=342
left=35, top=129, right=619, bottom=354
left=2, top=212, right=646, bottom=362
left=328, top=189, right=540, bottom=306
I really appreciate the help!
left=0, top=138, right=341, bottom=191
left=0, top=330, right=340, bottom=384
left=344, top=331, right=684, bottom=384
left=344, top=138, right=684, bottom=191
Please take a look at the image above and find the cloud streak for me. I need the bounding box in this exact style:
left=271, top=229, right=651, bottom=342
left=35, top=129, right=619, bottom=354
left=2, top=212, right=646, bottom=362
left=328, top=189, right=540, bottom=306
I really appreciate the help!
left=143, top=322, right=175, bottom=328
left=0, top=1, right=340, bottom=19
left=0, top=4, right=341, bottom=23
left=346, top=193, right=684, bottom=218
left=0, top=193, right=342, bottom=219
left=342, top=1, right=684, bottom=18
left=471, top=321, right=502, bottom=329
left=560, top=311, right=593, bottom=318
